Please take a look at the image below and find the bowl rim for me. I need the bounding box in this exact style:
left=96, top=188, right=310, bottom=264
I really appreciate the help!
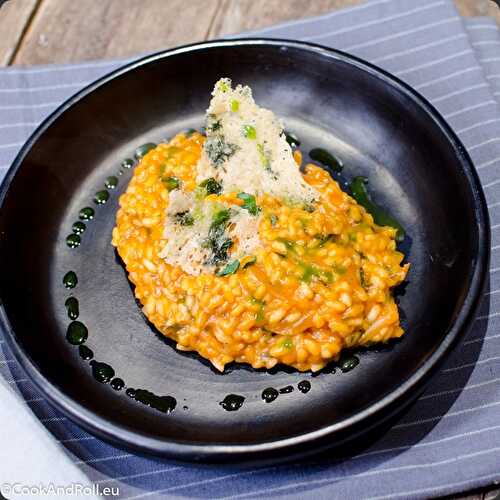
left=0, top=38, right=490, bottom=460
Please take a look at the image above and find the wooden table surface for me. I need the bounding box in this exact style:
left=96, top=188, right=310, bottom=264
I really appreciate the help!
left=1, top=0, right=500, bottom=498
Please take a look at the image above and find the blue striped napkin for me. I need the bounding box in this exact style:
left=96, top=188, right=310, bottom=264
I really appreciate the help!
left=1, top=0, right=500, bottom=498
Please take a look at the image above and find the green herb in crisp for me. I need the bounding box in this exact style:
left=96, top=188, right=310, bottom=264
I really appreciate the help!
left=173, top=211, right=194, bottom=226
left=216, top=259, right=240, bottom=276
left=270, top=214, right=278, bottom=226
left=309, top=148, right=343, bottom=172
left=281, top=337, right=294, bottom=350
left=230, top=99, right=240, bottom=112
left=243, top=125, right=257, bottom=139
left=207, top=114, right=222, bottom=132
left=161, top=176, right=180, bottom=191
left=205, top=136, right=239, bottom=168
left=199, top=177, right=222, bottom=195
left=237, top=192, right=259, bottom=215
left=257, top=143, right=277, bottom=177
left=349, top=176, right=405, bottom=242
left=217, top=80, right=230, bottom=92
left=203, top=209, right=233, bottom=265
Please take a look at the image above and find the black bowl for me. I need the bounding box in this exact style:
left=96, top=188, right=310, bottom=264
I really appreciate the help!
left=0, top=39, right=489, bottom=462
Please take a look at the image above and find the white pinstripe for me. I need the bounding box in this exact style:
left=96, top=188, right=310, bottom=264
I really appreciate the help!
left=464, top=333, right=500, bottom=345
left=443, top=100, right=497, bottom=119
left=0, top=100, right=60, bottom=111
left=468, top=137, right=500, bottom=151
left=304, top=1, right=445, bottom=42
left=344, top=17, right=459, bottom=52
left=365, top=471, right=500, bottom=500
left=467, top=24, right=500, bottom=31
left=371, top=33, right=467, bottom=64
left=478, top=155, right=500, bottom=169
left=0, top=81, right=89, bottom=94
left=480, top=57, right=500, bottom=63
left=456, top=117, right=500, bottom=134
left=432, top=83, right=489, bottom=104
left=393, top=399, right=500, bottom=429
left=420, top=376, right=500, bottom=400
left=216, top=447, right=500, bottom=499
left=395, top=49, right=474, bottom=77
left=414, top=66, right=481, bottom=90
left=74, top=452, right=132, bottom=465
left=96, top=466, right=181, bottom=484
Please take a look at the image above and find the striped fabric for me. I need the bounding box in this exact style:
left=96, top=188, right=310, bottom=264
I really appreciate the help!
left=1, top=0, right=500, bottom=498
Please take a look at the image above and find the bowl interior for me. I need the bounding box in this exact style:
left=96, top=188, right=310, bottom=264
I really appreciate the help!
left=0, top=41, right=482, bottom=458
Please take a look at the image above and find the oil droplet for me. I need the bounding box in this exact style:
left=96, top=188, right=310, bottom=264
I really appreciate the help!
left=279, top=385, right=294, bottom=394
left=79, top=345, right=93, bottom=360
left=94, top=190, right=109, bottom=205
left=339, top=355, right=359, bottom=373
left=110, top=378, right=125, bottom=391
left=262, top=387, right=279, bottom=403
left=117, top=169, right=124, bottom=176
left=134, top=143, right=157, bottom=160
left=220, top=394, right=245, bottom=411
left=64, top=296, right=79, bottom=320
left=105, top=176, right=118, bottom=189
left=72, top=221, right=86, bottom=234
left=66, top=233, right=81, bottom=248
left=298, top=380, right=311, bottom=394
left=66, top=321, right=88, bottom=345
left=79, top=207, right=95, bottom=221
left=309, top=148, right=343, bottom=172
left=121, top=158, right=134, bottom=169
left=90, top=360, right=115, bottom=383
left=126, top=388, right=176, bottom=413
left=63, top=271, right=78, bottom=289
left=284, top=131, right=300, bottom=148
left=183, top=405, right=189, bottom=410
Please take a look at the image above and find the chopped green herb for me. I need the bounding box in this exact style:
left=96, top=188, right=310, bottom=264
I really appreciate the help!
left=316, top=234, right=335, bottom=247
left=211, top=208, right=231, bottom=228
left=303, top=202, right=315, bottom=213
left=237, top=192, right=259, bottom=215
left=301, top=263, right=333, bottom=284
left=199, top=177, right=222, bottom=195
left=309, top=148, right=343, bottom=172
left=205, top=136, right=239, bottom=168
left=281, top=337, right=294, bottom=350
left=218, top=79, right=230, bottom=92
left=230, top=99, right=240, bottom=112
left=243, top=125, right=257, bottom=139
left=359, top=267, right=368, bottom=289
left=284, top=131, right=300, bottom=148
left=349, top=176, right=405, bottom=242
left=161, top=176, right=180, bottom=191
left=216, top=259, right=240, bottom=276
left=254, top=299, right=266, bottom=324
left=333, top=263, right=347, bottom=275
left=242, top=256, right=257, bottom=269
left=207, top=114, right=222, bottom=132
left=174, top=211, right=194, bottom=226
left=184, top=128, right=197, bottom=136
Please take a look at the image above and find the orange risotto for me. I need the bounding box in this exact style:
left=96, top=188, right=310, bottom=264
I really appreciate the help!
left=112, top=79, right=409, bottom=372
